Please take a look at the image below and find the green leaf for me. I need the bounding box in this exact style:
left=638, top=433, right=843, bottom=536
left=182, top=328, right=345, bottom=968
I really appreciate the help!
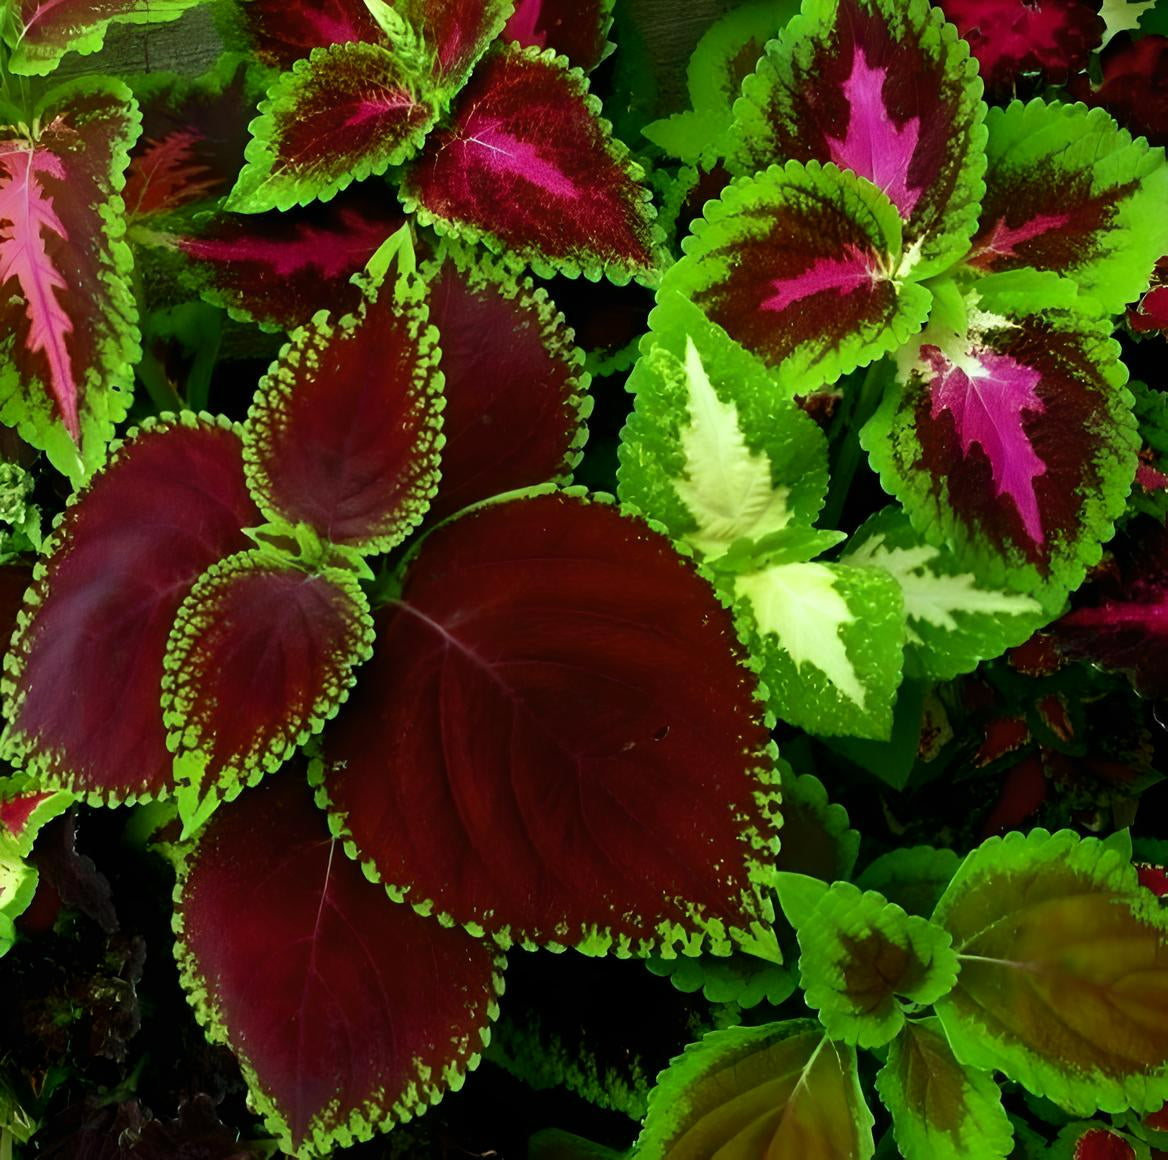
left=856, top=847, right=962, bottom=918
left=794, top=882, right=959, bottom=1048
left=968, top=99, right=1168, bottom=315
left=658, top=160, right=932, bottom=392
left=635, top=1021, right=875, bottom=1160
left=645, top=951, right=798, bottom=1010
left=732, top=559, right=905, bottom=739
left=822, top=677, right=929, bottom=791
left=773, top=761, right=860, bottom=882
left=775, top=871, right=831, bottom=929
left=933, top=828, right=1168, bottom=1115
left=875, top=1018, right=1013, bottom=1160
left=842, top=507, right=1047, bottom=680
left=618, top=292, right=831, bottom=560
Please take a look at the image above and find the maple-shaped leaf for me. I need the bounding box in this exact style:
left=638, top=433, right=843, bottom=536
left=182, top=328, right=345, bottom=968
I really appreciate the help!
left=618, top=292, right=831, bottom=560
left=936, top=0, right=1105, bottom=93
left=504, top=0, right=614, bottom=70
left=227, top=41, right=439, bottom=214
left=658, top=160, right=932, bottom=392
left=843, top=506, right=1046, bottom=680
left=316, top=491, right=782, bottom=959
left=730, top=0, right=987, bottom=278
left=162, top=552, right=375, bottom=831
left=1050, top=515, right=1168, bottom=699
left=1073, top=33, right=1168, bottom=149
left=966, top=99, right=1168, bottom=315
left=863, top=274, right=1140, bottom=601
left=732, top=558, right=906, bottom=740
left=402, top=44, right=660, bottom=282
left=0, top=79, right=141, bottom=478
left=778, top=877, right=959, bottom=1048
left=3, top=0, right=205, bottom=75
left=239, top=0, right=384, bottom=69
left=172, top=186, right=404, bottom=332
left=242, top=236, right=442, bottom=554
left=932, top=828, right=1168, bottom=1115
left=421, top=243, right=590, bottom=523
left=875, top=1018, right=1014, bottom=1160
left=635, top=1021, right=875, bottom=1159
left=2, top=418, right=260, bottom=802
left=175, top=772, right=502, bottom=1156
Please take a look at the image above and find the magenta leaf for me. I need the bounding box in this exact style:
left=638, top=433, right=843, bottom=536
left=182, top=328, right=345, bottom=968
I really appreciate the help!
left=175, top=772, right=501, bottom=1154
left=421, top=244, right=589, bottom=523
left=731, top=0, right=986, bottom=277
left=1, top=418, right=260, bottom=802
left=162, top=553, right=375, bottom=829
left=937, top=0, right=1104, bottom=94
left=227, top=42, right=439, bottom=214
left=403, top=44, right=659, bottom=282
left=1051, top=516, right=1168, bottom=699
left=0, top=79, right=140, bottom=477
left=124, top=130, right=223, bottom=221
left=173, top=186, right=404, bottom=332
left=239, top=0, right=383, bottom=69
left=242, top=237, right=443, bottom=554
left=396, top=0, right=515, bottom=90
left=504, top=0, right=614, bottom=70
left=317, top=491, right=782, bottom=958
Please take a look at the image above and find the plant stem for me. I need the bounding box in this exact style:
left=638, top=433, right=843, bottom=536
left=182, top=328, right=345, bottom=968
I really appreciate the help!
left=183, top=307, right=222, bottom=412
left=135, top=344, right=183, bottom=414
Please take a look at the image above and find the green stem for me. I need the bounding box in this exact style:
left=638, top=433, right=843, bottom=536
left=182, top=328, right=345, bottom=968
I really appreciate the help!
left=135, top=344, right=183, bottom=414
left=820, top=358, right=893, bottom=532
left=183, top=307, right=223, bottom=413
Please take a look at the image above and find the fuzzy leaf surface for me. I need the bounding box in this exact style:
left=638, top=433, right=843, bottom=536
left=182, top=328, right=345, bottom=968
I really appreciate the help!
left=228, top=42, right=438, bottom=214
left=618, top=293, right=829, bottom=559
left=395, top=0, right=514, bottom=90
left=162, top=554, right=374, bottom=825
left=967, top=100, right=1168, bottom=314
left=422, top=245, right=589, bottom=523
left=636, top=1021, right=874, bottom=1159
left=240, top=0, right=383, bottom=69
left=504, top=0, right=613, bottom=70
left=874, top=1017, right=1013, bottom=1160
left=933, top=828, right=1168, bottom=1115
left=3, top=419, right=259, bottom=801
left=243, top=259, right=442, bottom=555
left=659, top=161, right=931, bottom=391
left=403, top=44, right=658, bottom=281
left=731, top=0, right=986, bottom=277
left=175, top=773, right=500, bottom=1156
left=318, top=492, right=781, bottom=957
left=0, top=79, right=140, bottom=477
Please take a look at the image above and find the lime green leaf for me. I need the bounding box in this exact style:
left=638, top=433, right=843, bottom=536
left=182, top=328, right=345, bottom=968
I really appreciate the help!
left=794, top=882, right=959, bottom=1048
left=856, top=847, right=962, bottom=918
left=732, top=559, right=905, bottom=739
left=635, top=1021, right=875, bottom=1160
left=645, top=952, right=798, bottom=1010
left=774, top=761, right=860, bottom=882
left=933, top=828, right=1168, bottom=1115
left=842, top=507, right=1047, bottom=680
left=618, top=292, right=830, bottom=561
left=775, top=871, right=831, bottom=929
left=875, top=1017, right=1013, bottom=1160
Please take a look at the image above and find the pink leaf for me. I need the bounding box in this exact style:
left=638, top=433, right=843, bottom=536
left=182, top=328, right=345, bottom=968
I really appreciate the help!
left=176, top=772, right=500, bottom=1152
left=397, top=0, right=514, bottom=89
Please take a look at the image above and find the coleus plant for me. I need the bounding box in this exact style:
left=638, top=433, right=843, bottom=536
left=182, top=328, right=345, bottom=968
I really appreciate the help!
left=0, top=229, right=786, bottom=1156
left=621, top=0, right=1168, bottom=740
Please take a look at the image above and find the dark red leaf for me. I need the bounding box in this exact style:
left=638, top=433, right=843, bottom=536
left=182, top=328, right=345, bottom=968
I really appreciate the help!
left=0, top=562, right=32, bottom=649
left=1139, top=865, right=1168, bottom=898
left=319, top=492, right=779, bottom=953
left=980, top=755, right=1048, bottom=838
left=1072, top=34, right=1168, bottom=148
left=397, top=0, right=513, bottom=88
left=1071, top=1126, right=1139, bottom=1160
left=176, top=773, right=500, bottom=1152
left=0, top=789, right=51, bottom=840
left=1129, top=256, right=1168, bottom=334
left=504, top=0, right=611, bottom=70
left=242, top=262, right=442, bottom=552
left=175, top=186, right=403, bottom=331
left=124, top=131, right=221, bottom=220
left=937, top=0, right=1104, bottom=93
left=3, top=420, right=260, bottom=801
left=404, top=44, right=658, bottom=281
left=422, top=248, right=587, bottom=522
left=974, top=715, right=1031, bottom=767
left=240, top=0, right=383, bottom=69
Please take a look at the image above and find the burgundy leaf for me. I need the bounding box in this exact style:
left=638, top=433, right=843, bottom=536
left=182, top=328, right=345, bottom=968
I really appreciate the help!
left=175, top=186, right=404, bottom=331
left=242, top=261, right=442, bottom=553
left=240, top=0, right=383, bottom=69
left=163, top=555, right=374, bottom=808
left=397, top=0, right=514, bottom=89
left=937, top=0, right=1104, bottom=93
left=1051, top=517, right=1168, bottom=698
left=176, top=773, right=500, bottom=1153
left=1130, top=257, right=1168, bottom=334
left=1139, top=865, right=1168, bottom=898
left=404, top=44, right=658, bottom=281
left=2, top=420, right=260, bottom=801
left=504, top=0, right=612, bottom=70
left=1073, top=34, right=1168, bottom=148
left=0, top=561, right=32, bottom=648
left=124, top=131, right=221, bottom=220
left=1070, top=1126, right=1139, bottom=1160
left=422, top=247, right=588, bottom=522
left=319, top=492, right=780, bottom=954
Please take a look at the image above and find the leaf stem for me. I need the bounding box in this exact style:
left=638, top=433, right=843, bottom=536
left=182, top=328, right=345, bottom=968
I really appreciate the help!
left=183, top=307, right=222, bottom=412
left=820, top=358, right=892, bottom=532
left=135, top=344, right=183, bottom=414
